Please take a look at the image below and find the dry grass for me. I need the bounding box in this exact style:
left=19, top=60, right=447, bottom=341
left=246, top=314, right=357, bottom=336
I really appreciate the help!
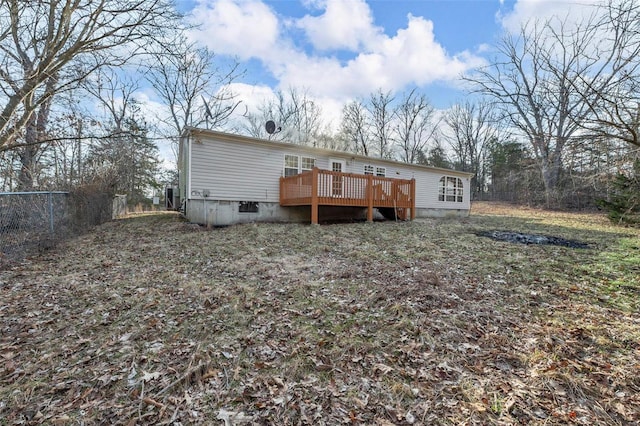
left=1, top=202, right=639, bottom=425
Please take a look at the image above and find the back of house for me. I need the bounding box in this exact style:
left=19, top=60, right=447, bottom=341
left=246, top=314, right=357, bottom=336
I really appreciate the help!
left=178, top=128, right=471, bottom=226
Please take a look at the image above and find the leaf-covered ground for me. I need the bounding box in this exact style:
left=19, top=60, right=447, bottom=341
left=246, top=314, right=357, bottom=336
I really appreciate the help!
left=1, top=203, right=639, bottom=425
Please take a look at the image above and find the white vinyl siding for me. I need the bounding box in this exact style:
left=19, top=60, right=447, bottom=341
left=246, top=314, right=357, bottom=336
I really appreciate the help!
left=190, top=138, right=284, bottom=201
left=184, top=131, right=470, bottom=210
left=351, top=159, right=469, bottom=210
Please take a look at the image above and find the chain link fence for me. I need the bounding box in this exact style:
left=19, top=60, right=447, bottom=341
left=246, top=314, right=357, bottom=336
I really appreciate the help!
left=0, top=190, right=115, bottom=267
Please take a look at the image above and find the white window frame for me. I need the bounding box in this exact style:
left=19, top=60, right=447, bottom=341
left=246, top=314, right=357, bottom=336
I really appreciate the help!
left=364, top=165, right=386, bottom=177
left=330, top=159, right=346, bottom=197
left=284, top=154, right=299, bottom=177
left=284, top=154, right=316, bottom=176
left=301, top=156, right=316, bottom=172
left=438, top=176, right=464, bottom=203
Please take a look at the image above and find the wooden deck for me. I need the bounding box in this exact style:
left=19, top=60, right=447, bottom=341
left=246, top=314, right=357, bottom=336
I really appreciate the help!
left=279, top=167, right=416, bottom=224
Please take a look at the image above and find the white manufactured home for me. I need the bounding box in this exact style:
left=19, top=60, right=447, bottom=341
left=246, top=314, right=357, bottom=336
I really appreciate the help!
left=178, top=128, right=472, bottom=226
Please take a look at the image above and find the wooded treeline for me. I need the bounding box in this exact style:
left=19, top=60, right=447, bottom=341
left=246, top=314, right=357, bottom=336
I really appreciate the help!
left=0, top=0, right=240, bottom=207
left=0, top=0, right=638, bottom=217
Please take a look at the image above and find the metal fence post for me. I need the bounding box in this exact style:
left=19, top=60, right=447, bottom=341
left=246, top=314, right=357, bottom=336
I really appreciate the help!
left=48, top=191, right=54, bottom=234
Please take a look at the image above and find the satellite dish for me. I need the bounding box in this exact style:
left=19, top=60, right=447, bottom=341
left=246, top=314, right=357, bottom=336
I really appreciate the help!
left=265, top=120, right=276, bottom=134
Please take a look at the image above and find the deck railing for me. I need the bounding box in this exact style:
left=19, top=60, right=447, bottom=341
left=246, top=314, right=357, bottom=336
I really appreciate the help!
left=280, top=167, right=415, bottom=224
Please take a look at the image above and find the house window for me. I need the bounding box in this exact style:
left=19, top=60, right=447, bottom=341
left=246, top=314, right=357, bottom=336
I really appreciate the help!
left=301, top=157, right=315, bottom=171
left=364, top=165, right=386, bottom=177
left=438, top=176, right=464, bottom=202
left=284, top=155, right=299, bottom=177
left=284, top=155, right=315, bottom=176
left=239, top=201, right=259, bottom=213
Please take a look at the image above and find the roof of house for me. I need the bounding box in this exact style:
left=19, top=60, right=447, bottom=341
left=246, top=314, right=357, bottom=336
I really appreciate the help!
left=182, top=127, right=474, bottom=178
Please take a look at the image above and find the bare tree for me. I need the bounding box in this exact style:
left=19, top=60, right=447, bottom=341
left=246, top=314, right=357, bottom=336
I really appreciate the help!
left=314, top=132, right=343, bottom=151
left=340, top=100, right=370, bottom=156
left=84, top=75, right=161, bottom=204
left=443, top=100, right=500, bottom=198
left=368, top=89, right=395, bottom=159
left=146, top=35, right=241, bottom=159
left=247, top=90, right=293, bottom=141
left=288, top=89, right=324, bottom=146
left=39, top=92, right=97, bottom=189
left=85, top=70, right=140, bottom=134
left=13, top=76, right=57, bottom=188
left=393, top=89, right=438, bottom=164
left=0, top=0, right=178, bottom=154
left=243, top=88, right=324, bottom=146
left=572, top=0, right=640, bottom=148
left=466, top=12, right=609, bottom=205
left=242, top=112, right=267, bottom=140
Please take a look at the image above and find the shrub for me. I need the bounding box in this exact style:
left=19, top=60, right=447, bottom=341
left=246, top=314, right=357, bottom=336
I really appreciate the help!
left=597, top=160, right=640, bottom=226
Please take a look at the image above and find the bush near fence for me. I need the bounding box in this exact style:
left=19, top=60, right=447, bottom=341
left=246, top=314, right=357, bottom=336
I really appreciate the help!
left=0, top=188, right=114, bottom=267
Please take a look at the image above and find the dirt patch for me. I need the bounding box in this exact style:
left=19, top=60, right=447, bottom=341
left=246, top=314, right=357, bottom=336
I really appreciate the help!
left=477, top=230, right=591, bottom=248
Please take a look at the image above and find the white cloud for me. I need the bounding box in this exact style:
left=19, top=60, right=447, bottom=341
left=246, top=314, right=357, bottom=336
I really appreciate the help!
left=188, top=0, right=280, bottom=60
left=274, top=14, right=485, bottom=99
left=477, top=43, right=491, bottom=54
left=190, top=0, right=483, bottom=97
left=379, top=15, right=483, bottom=86
left=296, top=0, right=383, bottom=51
left=188, top=0, right=485, bottom=129
left=225, top=82, right=276, bottom=115
left=498, top=0, right=604, bottom=33
left=313, top=96, right=344, bottom=131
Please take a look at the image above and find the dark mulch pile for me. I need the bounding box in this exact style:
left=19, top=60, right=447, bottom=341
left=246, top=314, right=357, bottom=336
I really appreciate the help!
left=477, top=230, right=590, bottom=248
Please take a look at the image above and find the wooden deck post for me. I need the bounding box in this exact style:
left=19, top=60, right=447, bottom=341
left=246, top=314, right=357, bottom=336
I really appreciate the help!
left=311, top=167, right=319, bottom=224
left=279, top=176, right=284, bottom=205
left=410, top=178, right=416, bottom=220
left=366, top=174, right=373, bottom=222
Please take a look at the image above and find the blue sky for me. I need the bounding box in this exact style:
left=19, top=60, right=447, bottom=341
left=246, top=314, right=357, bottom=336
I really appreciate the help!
left=159, top=0, right=601, bottom=130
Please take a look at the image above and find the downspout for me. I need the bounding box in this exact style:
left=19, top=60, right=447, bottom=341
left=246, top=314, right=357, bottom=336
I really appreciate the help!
left=187, top=132, right=192, bottom=207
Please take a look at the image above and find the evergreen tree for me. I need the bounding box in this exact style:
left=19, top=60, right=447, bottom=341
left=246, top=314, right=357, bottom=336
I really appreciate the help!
left=86, top=114, right=161, bottom=206
left=419, top=144, right=451, bottom=169
left=597, top=160, right=640, bottom=226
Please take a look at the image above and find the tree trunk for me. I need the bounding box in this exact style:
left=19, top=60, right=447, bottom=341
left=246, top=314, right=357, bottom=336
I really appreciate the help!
left=17, top=145, right=38, bottom=190
left=540, top=155, right=563, bottom=208
left=17, top=112, right=39, bottom=190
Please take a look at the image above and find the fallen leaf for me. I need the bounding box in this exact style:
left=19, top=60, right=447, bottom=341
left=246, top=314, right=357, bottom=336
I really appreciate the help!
left=51, top=415, right=71, bottom=425
left=374, top=363, right=393, bottom=375
left=217, top=408, right=253, bottom=425
left=141, top=371, right=161, bottom=382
